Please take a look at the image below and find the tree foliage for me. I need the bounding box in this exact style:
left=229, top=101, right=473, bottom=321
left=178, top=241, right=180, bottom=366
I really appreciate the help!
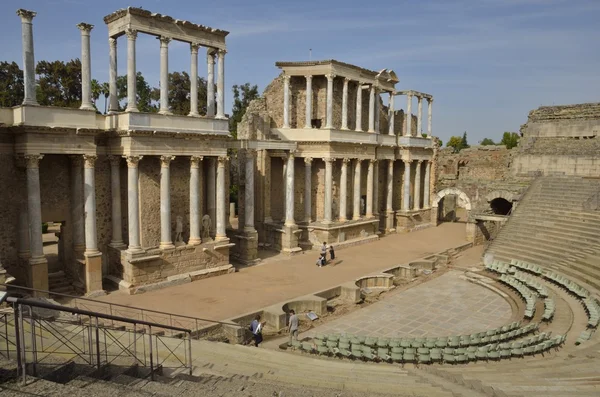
left=157, top=71, right=208, bottom=116
left=36, top=59, right=82, bottom=107
left=461, top=131, right=470, bottom=150
left=116, top=72, right=156, bottom=113
left=480, top=138, right=495, bottom=145
left=501, top=131, right=520, bottom=149
left=230, top=83, right=259, bottom=139
left=446, top=136, right=463, bottom=152
left=0, top=61, right=24, bottom=107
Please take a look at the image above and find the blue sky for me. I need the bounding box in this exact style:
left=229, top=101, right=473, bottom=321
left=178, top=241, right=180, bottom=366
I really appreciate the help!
left=1, top=0, right=599, bottom=144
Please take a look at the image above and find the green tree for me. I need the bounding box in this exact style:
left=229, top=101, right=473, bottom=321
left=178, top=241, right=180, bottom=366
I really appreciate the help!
left=91, top=79, right=101, bottom=110
left=446, top=136, right=463, bottom=152
left=480, top=138, right=495, bottom=145
left=461, top=131, right=470, bottom=150
left=500, top=131, right=520, bottom=149
left=157, top=71, right=208, bottom=116
left=116, top=72, right=156, bottom=113
left=100, top=82, right=110, bottom=113
left=36, top=59, right=82, bottom=107
left=230, top=83, right=259, bottom=139
left=0, top=61, right=24, bottom=107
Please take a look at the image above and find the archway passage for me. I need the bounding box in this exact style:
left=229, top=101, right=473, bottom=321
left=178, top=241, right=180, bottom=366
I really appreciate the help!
left=432, top=188, right=472, bottom=223
left=490, top=198, right=512, bottom=215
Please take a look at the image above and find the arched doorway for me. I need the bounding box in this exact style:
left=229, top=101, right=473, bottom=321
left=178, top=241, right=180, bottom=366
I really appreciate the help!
left=432, top=188, right=472, bottom=223
left=490, top=198, right=512, bottom=215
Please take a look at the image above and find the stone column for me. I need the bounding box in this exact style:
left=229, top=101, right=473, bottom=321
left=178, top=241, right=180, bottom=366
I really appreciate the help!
left=304, top=75, right=312, bottom=128
left=284, top=152, right=296, bottom=226
left=188, top=44, right=200, bottom=116
left=216, top=156, right=228, bottom=240
left=206, top=50, right=216, bottom=117
left=341, top=78, right=349, bottom=130
left=417, top=96, right=423, bottom=136
left=368, top=86, right=376, bottom=133
left=353, top=159, right=362, bottom=220
left=283, top=75, right=291, bottom=128
left=405, top=94, right=412, bottom=136
left=25, top=155, right=47, bottom=291
left=355, top=82, right=363, bottom=131
left=427, top=98, right=433, bottom=136
left=108, top=38, right=118, bottom=113
left=159, top=156, right=175, bottom=249
left=125, top=156, right=142, bottom=251
left=216, top=49, right=226, bottom=119
left=414, top=160, right=422, bottom=210
left=70, top=156, right=85, bottom=253
left=207, top=158, right=216, bottom=235
left=339, top=158, right=349, bottom=222
left=388, top=92, right=395, bottom=136
left=325, top=74, right=335, bottom=129
left=282, top=158, right=287, bottom=220
left=386, top=160, right=394, bottom=231
left=423, top=161, right=431, bottom=209
left=17, top=9, right=38, bottom=106
left=245, top=151, right=256, bottom=232
left=108, top=156, right=124, bottom=246
left=402, top=160, right=411, bottom=211
left=125, top=29, right=138, bottom=112
left=158, top=36, right=172, bottom=114
left=18, top=204, right=30, bottom=259
left=373, top=160, right=380, bottom=216
left=366, top=160, right=375, bottom=218
left=304, top=157, right=312, bottom=223
left=83, top=155, right=99, bottom=254
left=77, top=23, right=94, bottom=110
left=189, top=156, right=203, bottom=245
left=323, top=158, right=333, bottom=224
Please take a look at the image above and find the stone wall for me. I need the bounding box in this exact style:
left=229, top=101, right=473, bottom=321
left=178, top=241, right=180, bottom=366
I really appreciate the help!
left=521, top=102, right=600, bottom=138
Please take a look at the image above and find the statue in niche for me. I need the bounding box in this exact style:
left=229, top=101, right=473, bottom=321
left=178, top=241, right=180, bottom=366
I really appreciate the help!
left=175, top=215, right=184, bottom=245
left=201, top=215, right=212, bottom=240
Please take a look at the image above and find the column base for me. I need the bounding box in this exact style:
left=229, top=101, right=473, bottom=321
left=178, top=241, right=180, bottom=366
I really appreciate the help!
left=22, top=100, right=39, bottom=106
left=79, top=103, right=95, bottom=111
left=282, top=224, right=300, bottom=253
left=84, top=251, right=103, bottom=294
left=109, top=241, right=127, bottom=249
left=159, top=242, right=176, bottom=250
left=188, top=237, right=202, bottom=245
left=385, top=210, right=395, bottom=232
left=127, top=246, right=144, bottom=254
left=29, top=255, right=49, bottom=293
left=215, top=234, right=228, bottom=242
left=188, top=112, right=200, bottom=117
left=125, top=106, right=139, bottom=113
left=158, top=109, right=173, bottom=115
left=215, top=114, right=227, bottom=120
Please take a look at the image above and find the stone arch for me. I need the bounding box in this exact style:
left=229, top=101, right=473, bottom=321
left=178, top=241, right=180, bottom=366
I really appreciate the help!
left=485, top=190, right=517, bottom=203
left=432, top=188, right=472, bottom=211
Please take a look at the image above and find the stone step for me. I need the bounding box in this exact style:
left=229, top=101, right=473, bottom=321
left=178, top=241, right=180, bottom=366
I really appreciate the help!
left=493, top=224, right=600, bottom=245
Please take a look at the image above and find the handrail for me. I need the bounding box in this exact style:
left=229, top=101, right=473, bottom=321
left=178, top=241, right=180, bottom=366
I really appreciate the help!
left=2, top=283, right=238, bottom=327
left=7, top=296, right=191, bottom=333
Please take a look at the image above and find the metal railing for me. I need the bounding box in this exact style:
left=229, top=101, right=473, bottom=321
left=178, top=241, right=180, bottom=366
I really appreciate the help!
left=5, top=296, right=195, bottom=385
left=3, top=284, right=237, bottom=338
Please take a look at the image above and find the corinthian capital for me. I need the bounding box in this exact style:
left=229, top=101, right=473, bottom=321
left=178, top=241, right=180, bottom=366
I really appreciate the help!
left=24, top=154, right=43, bottom=169
left=190, top=43, right=201, bottom=53
left=17, top=9, right=36, bottom=21
left=107, top=155, right=121, bottom=167
left=190, top=156, right=204, bottom=168
left=125, top=28, right=138, bottom=40
left=160, top=155, right=175, bottom=166
left=217, top=156, right=229, bottom=167
left=76, top=23, right=94, bottom=33
left=158, top=36, right=172, bottom=46
left=325, top=73, right=336, bottom=81
left=304, top=157, right=313, bottom=165
left=83, top=154, right=97, bottom=168
left=124, top=155, right=143, bottom=168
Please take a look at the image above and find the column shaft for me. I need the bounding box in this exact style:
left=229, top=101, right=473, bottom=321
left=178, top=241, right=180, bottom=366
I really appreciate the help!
left=368, top=86, right=376, bottom=132
left=108, top=156, right=123, bottom=246
left=325, top=74, right=335, bottom=128
left=25, top=155, right=44, bottom=258
left=353, top=159, right=362, bottom=220
left=108, top=38, right=119, bottom=113
left=285, top=153, right=296, bottom=226
left=405, top=94, right=412, bottom=136
left=388, top=93, right=395, bottom=136
left=189, top=157, right=202, bottom=244
left=159, top=156, right=175, bottom=248
left=305, top=76, right=312, bottom=128
left=245, top=151, right=256, bottom=231
left=206, top=50, right=215, bottom=117
left=423, top=161, right=431, bottom=208
left=417, top=96, right=423, bottom=136
left=216, top=50, right=226, bottom=119
left=402, top=161, right=411, bottom=211
left=70, top=156, right=85, bottom=252
left=373, top=160, right=380, bottom=216
left=427, top=98, right=433, bottom=136
left=17, top=10, right=38, bottom=106
left=158, top=36, right=171, bottom=114
left=125, top=29, right=138, bottom=112
left=323, top=158, right=333, bottom=224
left=216, top=157, right=227, bottom=239
left=78, top=23, right=94, bottom=110
left=366, top=160, right=375, bottom=218
left=414, top=161, right=422, bottom=210
left=339, top=159, right=349, bottom=222
left=304, top=158, right=312, bottom=223
left=355, top=83, right=363, bottom=131
left=83, top=155, right=98, bottom=253
left=126, top=156, right=142, bottom=251
left=189, top=44, right=200, bottom=116
left=386, top=160, right=394, bottom=211
left=341, top=78, right=349, bottom=129
left=283, top=75, right=290, bottom=128
left=207, top=158, right=216, bottom=235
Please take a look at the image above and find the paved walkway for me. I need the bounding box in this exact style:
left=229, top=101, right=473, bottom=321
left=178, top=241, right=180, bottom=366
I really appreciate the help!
left=98, top=223, right=467, bottom=323
left=302, top=270, right=512, bottom=339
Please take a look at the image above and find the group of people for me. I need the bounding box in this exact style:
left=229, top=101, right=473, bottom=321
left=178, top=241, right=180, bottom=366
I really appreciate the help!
left=317, top=242, right=335, bottom=267
left=249, top=310, right=299, bottom=348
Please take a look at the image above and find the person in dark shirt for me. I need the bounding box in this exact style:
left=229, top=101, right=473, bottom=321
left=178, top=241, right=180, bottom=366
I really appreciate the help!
left=249, top=314, right=265, bottom=347
left=329, top=245, right=335, bottom=260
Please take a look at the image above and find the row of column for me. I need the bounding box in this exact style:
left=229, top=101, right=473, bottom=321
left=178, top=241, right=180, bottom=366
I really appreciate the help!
left=282, top=75, right=394, bottom=134
left=272, top=155, right=432, bottom=226
left=404, top=93, right=433, bottom=137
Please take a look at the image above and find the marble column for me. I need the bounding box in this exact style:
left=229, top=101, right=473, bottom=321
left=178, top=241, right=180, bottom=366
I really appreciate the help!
left=353, top=159, right=362, bottom=220
left=366, top=160, right=375, bottom=218
left=341, top=78, right=349, bottom=130
left=70, top=156, right=85, bottom=252
left=83, top=155, right=99, bottom=254
left=402, top=160, right=411, bottom=211
left=216, top=49, right=226, bottom=119
left=388, top=92, right=395, bottom=136
left=417, top=96, right=423, bottom=136
left=158, top=36, right=172, bottom=114
left=304, top=157, right=312, bottom=223
left=245, top=151, right=256, bottom=232
left=284, top=152, right=296, bottom=226
left=125, top=156, right=142, bottom=251
left=282, top=158, right=287, bottom=220
left=339, top=158, right=349, bottom=222
left=25, top=155, right=44, bottom=260
left=325, top=74, right=335, bottom=129
left=77, top=23, right=94, bottom=110
left=423, top=161, right=431, bottom=209
left=355, top=82, right=363, bottom=131
left=108, top=38, right=119, bottom=113
left=189, top=156, right=203, bottom=245
left=414, top=160, right=422, bottom=210
left=207, top=158, right=216, bottom=235
left=206, top=50, right=216, bottom=117
left=368, top=86, right=376, bottom=133
left=427, top=98, right=433, bottom=136
left=405, top=94, right=412, bottom=136
left=386, top=160, right=394, bottom=213
left=216, top=156, right=227, bottom=240
left=125, top=29, right=138, bottom=112
left=283, top=75, right=291, bottom=128
left=304, top=75, right=312, bottom=128
left=188, top=44, right=200, bottom=116
left=323, top=158, right=334, bottom=224
left=373, top=160, right=380, bottom=216
left=159, top=156, right=175, bottom=249
left=108, top=156, right=123, bottom=246
left=17, top=9, right=38, bottom=106
left=18, top=204, right=30, bottom=259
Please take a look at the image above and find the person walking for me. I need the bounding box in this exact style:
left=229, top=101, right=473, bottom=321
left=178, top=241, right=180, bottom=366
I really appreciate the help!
left=249, top=314, right=265, bottom=347
left=329, top=244, right=335, bottom=260
left=288, top=309, right=299, bottom=347
left=321, top=242, right=328, bottom=262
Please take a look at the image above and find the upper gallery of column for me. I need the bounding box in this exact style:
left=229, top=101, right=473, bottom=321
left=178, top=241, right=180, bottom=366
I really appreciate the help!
left=275, top=60, right=400, bottom=133
left=396, top=90, right=434, bottom=138
left=103, top=7, right=228, bottom=118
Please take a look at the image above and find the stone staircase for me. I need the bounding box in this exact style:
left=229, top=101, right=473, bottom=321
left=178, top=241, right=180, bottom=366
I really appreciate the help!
left=48, top=271, right=78, bottom=296
left=486, top=176, right=600, bottom=291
